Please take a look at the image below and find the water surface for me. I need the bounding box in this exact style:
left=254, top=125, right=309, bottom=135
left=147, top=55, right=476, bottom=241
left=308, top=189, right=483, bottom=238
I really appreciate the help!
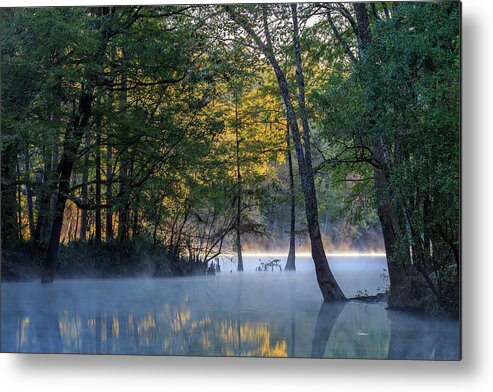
left=0, top=255, right=460, bottom=359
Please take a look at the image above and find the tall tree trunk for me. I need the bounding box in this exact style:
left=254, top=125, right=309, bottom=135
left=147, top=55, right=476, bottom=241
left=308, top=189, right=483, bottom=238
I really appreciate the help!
left=117, top=159, right=129, bottom=243
left=131, top=208, right=139, bottom=238
left=354, top=3, right=413, bottom=308
left=234, top=85, right=243, bottom=272
left=32, top=174, right=53, bottom=250
left=285, top=122, right=296, bottom=271
left=40, top=8, right=113, bottom=281
left=74, top=205, right=79, bottom=243
left=33, top=136, right=56, bottom=248
left=354, top=3, right=372, bottom=58
left=105, top=88, right=114, bottom=242
left=152, top=203, right=162, bottom=246
left=79, top=133, right=90, bottom=241
left=373, top=165, right=412, bottom=307
left=227, top=4, right=345, bottom=300
left=24, top=145, right=35, bottom=240
left=16, top=163, right=24, bottom=241
left=95, top=127, right=102, bottom=244
left=1, top=141, right=19, bottom=247
left=117, top=66, right=129, bottom=244
left=42, top=89, right=94, bottom=283
left=290, top=4, right=345, bottom=299
left=32, top=152, right=55, bottom=251
left=48, top=140, right=59, bottom=240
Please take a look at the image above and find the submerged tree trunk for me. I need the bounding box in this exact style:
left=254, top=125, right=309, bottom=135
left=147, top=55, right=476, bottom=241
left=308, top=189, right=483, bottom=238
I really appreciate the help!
left=285, top=122, right=296, bottom=271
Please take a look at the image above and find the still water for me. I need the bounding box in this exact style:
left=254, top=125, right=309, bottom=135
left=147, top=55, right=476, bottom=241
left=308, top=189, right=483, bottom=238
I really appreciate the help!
left=0, top=255, right=460, bottom=359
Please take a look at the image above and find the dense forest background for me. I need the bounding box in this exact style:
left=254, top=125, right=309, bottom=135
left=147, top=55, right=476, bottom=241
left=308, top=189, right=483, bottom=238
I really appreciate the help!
left=1, top=2, right=459, bottom=314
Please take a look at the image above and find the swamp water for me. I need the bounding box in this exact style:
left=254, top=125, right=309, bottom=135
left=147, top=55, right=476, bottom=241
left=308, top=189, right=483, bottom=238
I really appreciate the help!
left=0, top=255, right=460, bottom=359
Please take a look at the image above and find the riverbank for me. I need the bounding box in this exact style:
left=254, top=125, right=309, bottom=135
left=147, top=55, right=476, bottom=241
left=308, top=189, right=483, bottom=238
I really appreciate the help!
left=1, top=240, right=209, bottom=282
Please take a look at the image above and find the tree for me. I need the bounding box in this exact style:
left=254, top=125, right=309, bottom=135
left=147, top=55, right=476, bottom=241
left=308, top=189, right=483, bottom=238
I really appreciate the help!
left=226, top=4, right=345, bottom=301
left=313, top=2, right=460, bottom=313
left=284, top=122, right=296, bottom=271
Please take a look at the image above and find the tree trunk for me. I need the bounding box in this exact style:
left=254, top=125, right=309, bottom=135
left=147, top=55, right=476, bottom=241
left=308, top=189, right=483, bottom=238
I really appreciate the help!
left=354, top=3, right=372, bottom=58
left=1, top=141, right=19, bottom=247
left=373, top=165, right=413, bottom=307
left=48, top=141, right=59, bottom=240
left=42, top=89, right=94, bottom=283
left=234, top=85, right=243, bottom=272
left=117, top=161, right=129, bottom=243
left=24, top=145, right=35, bottom=240
left=95, top=129, right=102, bottom=244
left=117, top=67, right=129, bottom=244
left=353, top=3, right=415, bottom=308
left=153, top=203, right=162, bottom=246
left=229, top=5, right=342, bottom=298
left=290, top=4, right=345, bottom=299
left=79, top=133, right=90, bottom=241
left=16, top=163, right=24, bottom=240
left=40, top=8, right=113, bottom=281
left=131, top=208, right=139, bottom=238
left=74, top=205, right=79, bottom=242
left=227, top=4, right=345, bottom=299
left=105, top=88, right=114, bottom=242
left=33, top=143, right=55, bottom=248
left=285, top=122, right=296, bottom=271
left=32, top=185, right=52, bottom=250
left=32, top=153, right=55, bottom=251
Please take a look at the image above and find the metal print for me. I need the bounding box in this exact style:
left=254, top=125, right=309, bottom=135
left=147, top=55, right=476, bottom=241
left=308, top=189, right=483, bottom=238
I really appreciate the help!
left=0, top=2, right=461, bottom=359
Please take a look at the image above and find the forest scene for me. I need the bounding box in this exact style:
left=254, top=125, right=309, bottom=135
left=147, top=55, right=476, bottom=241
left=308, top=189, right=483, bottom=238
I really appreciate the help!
left=0, top=2, right=460, bottom=359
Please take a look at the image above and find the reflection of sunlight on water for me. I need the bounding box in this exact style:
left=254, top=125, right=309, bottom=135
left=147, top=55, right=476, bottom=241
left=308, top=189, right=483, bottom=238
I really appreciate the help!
left=19, top=316, right=29, bottom=346
left=34, top=302, right=288, bottom=356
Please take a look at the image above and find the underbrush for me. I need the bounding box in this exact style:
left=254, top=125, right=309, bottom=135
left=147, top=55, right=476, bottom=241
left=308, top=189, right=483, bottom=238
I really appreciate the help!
left=1, top=238, right=208, bottom=281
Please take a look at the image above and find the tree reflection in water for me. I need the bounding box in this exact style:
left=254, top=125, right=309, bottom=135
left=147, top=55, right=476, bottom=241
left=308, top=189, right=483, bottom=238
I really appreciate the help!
left=1, top=272, right=459, bottom=359
left=311, top=301, right=459, bottom=360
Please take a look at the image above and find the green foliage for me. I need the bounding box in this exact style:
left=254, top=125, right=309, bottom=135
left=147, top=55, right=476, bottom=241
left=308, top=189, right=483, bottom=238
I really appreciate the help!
left=311, top=2, right=460, bottom=314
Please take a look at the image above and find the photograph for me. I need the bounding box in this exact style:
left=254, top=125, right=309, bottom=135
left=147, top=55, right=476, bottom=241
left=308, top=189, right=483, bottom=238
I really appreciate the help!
left=1, top=1, right=460, bottom=359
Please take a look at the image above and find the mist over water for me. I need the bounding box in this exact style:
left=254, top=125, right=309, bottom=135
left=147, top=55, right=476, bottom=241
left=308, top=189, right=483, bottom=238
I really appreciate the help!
left=0, top=255, right=459, bottom=359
